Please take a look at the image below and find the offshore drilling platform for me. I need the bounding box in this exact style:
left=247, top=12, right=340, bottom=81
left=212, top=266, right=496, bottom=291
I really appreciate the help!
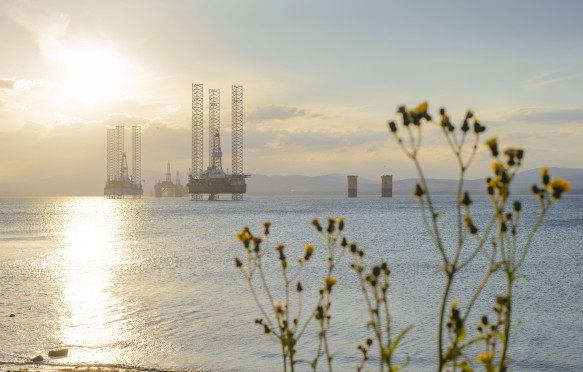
left=104, top=125, right=143, bottom=198
left=188, top=84, right=249, bottom=200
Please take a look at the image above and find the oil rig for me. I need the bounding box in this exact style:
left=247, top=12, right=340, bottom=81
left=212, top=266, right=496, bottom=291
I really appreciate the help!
left=188, top=84, right=249, bottom=200
left=154, top=162, right=187, bottom=197
left=104, top=125, right=143, bottom=198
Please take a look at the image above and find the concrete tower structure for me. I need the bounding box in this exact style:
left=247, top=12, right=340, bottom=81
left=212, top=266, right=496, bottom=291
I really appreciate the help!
left=381, top=175, right=393, bottom=197
left=347, top=175, right=358, bottom=198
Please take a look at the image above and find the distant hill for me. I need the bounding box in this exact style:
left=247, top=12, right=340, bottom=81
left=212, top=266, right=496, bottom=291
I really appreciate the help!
left=1, top=167, right=580, bottom=197
left=247, top=167, right=583, bottom=196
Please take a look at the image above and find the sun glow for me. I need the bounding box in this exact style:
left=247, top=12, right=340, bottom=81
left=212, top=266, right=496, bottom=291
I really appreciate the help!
left=55, top=44, right=132, bottom=106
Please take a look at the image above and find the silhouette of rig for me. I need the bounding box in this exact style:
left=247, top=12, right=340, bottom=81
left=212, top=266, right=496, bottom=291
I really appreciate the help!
left=188, top=84, right=249, bottom=200
left=154, top=162, right=187, bottom=197
left=104, top=125, right=143, bottom=198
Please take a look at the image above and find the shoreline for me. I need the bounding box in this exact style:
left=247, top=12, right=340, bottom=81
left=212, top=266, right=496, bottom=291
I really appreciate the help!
left=0, top=361, right=207, bottom=372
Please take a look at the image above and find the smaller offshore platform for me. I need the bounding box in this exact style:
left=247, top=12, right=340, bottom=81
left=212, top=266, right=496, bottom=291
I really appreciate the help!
left=105, top=125, right=143, bottom=198
left=188, top=84, right=249, bottom=200
left=154, top=162, right=187, bottom=197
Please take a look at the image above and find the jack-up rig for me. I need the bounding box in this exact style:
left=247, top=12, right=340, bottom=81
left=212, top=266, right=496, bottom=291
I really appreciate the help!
left=154, top=162, right=187, bottom=197
left=104, top=125, right=143, bottom=198
left=188, top=84, right=249, bottom=200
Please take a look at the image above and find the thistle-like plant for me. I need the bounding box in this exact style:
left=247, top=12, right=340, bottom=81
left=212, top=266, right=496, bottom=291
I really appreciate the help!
left=235, top=217, right=348, bottom=372
left=349, top=243, right=411, bottom=372
left=387, top=102, right=571, bottom=371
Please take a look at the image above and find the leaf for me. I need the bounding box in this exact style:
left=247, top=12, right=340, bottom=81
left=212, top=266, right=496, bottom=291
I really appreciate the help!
left=388, top=325, right=413, bottom=357
left=456, top=325, right=466, bottom=343
left=310, top=357, right=319, bottom=370
left=456, top=361, right=475, bottom=372
left=460, top=336, right=485, bottom=350
left=391, top=363, right=409, bottom=372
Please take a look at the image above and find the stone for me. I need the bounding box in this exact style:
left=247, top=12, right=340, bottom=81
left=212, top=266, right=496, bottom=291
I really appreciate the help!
left=48, top=348, right=68, bottom=357
left=31, top=354, right=43, bottom=362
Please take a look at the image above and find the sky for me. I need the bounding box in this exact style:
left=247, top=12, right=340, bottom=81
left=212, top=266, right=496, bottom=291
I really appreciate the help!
left=1, top=0, right=582, bottom=195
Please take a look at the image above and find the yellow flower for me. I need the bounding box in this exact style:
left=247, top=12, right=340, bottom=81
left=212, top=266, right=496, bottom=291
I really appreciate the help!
left=304, top=244, right=315, bottom=255
left=549, top=179, right=572, bottom=196
left=414, top=101, right=428, bottom=115
left=485, top=137, right=498, bottom=147
left=491, top=161, right=504, bottom=175
left=549, top=178, right=571, bottom=192
left=476, top=351, right=494, bottom=363
left=541, top=166, right=549, bottom=177
left=325, top=276, right=337, bottom=287
left=450, top=300, right=459, bottom=310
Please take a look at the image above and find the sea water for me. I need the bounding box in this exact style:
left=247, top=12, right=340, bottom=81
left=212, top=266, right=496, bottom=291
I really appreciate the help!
left=0, top=195, right=581, bottom=371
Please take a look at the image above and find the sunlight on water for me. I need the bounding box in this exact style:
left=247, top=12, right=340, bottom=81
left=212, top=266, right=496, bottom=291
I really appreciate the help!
left=58, top=199, right=124, bottom=361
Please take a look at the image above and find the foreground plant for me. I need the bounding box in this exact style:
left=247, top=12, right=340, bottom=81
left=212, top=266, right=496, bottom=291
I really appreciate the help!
left=233, top=101, right=570, bottom=371
left=349, top=243, right=411, bottom=372
left=387, top=102, right=571, bottom=371
left=235, top=217, right=348, bottom=372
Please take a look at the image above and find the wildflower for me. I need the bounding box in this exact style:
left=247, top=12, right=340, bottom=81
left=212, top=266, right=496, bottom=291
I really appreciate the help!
left=461, top=191, right=472, bottom=206
left=350, top=243, right=358, bottom=253
left=451, top=300, right=459, bottom=309
left=413, top=183, right=425, bottom=198
left=338, top=215, right=344, bottom=231
left=304, top=244, right=315, bottom=260
left=237, top=229, right=252, bottom=249
left=461, top=117, right=470, bottom=132
left=263, top=221, right=271, bottom=235
left=327, top=217, right=336, bottom=233
left=548, top=179, right=571, bottom=199
left=440, top=114, right=453, bottom=131
left=340, top=237, right=348, bottom=247
left=252, top=237, right=262, bottom=252
left=485, top=137, right=499, bottom=157
left=491, top=161, right=504, bottom=176
left=296, top=282, right=303, bottom=292
left=325, top=276, right=337, bottom=292
left=388, top=120, right=397, bottom=133
left=413, top=101, right=431, bottom=121
left=312, top=218, right=323, bottom=232
left=235, top=257, right=243, bottom=268
left=513, top=201, right=521, bottom=213
left=274, top=302, right=287, bottom=319
left=541, top=167, right=550, bottom=185
left=464, top=216, right=478, bottom=234
left=397, top=106, right=411, bottom=126
left=476, top=351, right=494, bottom=363
left=504, top=148, right=522, bottom=166
left=473, top=119, right=486, bottom=133
left=372, top=266, right=381, bottom=277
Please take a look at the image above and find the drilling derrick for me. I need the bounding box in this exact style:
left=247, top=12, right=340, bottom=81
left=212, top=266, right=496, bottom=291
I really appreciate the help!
left=132, top=125, right=141, bottom=187
left=104, top=125, right=143, bottom=198
left=231, top=85, right=245, bottom=200
left=191, top=83, right=204, bottom=200
left=154, top=162, right=185, bottom=197
left=187, top=83, right=249, bottom=200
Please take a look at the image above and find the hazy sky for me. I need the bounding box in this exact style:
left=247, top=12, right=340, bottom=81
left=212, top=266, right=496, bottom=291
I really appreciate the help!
left=1, top=0, right=582, bottom=195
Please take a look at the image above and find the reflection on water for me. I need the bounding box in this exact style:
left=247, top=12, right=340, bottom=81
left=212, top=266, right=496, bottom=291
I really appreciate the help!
left=1, top=196, right=581, bottom=371
left=59, top=199, right=125, bottom=362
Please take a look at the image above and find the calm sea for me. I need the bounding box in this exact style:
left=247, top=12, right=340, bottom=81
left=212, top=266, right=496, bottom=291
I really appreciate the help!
left=0, top=195, right=581, bottom=371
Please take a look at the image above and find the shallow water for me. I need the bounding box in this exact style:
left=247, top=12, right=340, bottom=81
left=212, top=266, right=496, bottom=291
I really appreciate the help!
left=0, top=195, right=582, bottom=371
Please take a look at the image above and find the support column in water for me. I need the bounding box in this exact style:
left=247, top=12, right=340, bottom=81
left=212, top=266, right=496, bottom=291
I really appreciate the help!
left=381, top=175, right=393, bottom=197
left=347, top=175, right=358, bottom=198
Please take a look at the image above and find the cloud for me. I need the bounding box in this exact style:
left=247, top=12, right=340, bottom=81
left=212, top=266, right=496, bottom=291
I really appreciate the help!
left=504, top=107, right=583, bottom=124
left=247, top=105, right=309, bottom=122
left=521, top=72, right=581, bottom=89
left=5, top=0, right=70, bottom=59
left=245, top=126, right=385, bottom=152
left=0, top=79, right=16, bottom=90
